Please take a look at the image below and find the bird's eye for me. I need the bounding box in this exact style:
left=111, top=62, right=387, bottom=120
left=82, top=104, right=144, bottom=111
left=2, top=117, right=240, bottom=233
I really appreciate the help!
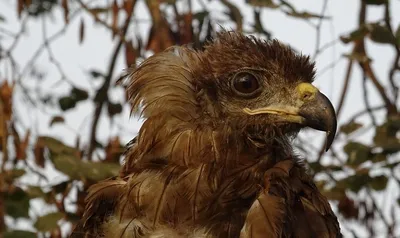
left=232, top=72, right=261, bottom=97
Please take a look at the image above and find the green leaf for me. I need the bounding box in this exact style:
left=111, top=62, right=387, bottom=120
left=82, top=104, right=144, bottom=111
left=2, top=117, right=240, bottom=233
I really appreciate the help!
left=343, top=52, right=371, bottom=63
left=340, top=121, right=363, bottom=135
left=370, top=153, right=387, bottom=163
left=40, top=136, right=79, bottom=155
left=340, top=26, right=369, bottom=43
left=338, top=173, right=371, bottom=193
left=7, top=169, right=26, bottom=180
left=363, top=0, right=387, bottom=5
left=368, top=23, right=396, bottom=44
left=52, top=154, right=82, bottom=180
left=344, top=142, right=371, bottom=166
left=52, top=181, right=71, bottom=194
left=4, top=230, right=36, bottom=238
left=246, top=0, right=280, bottom=8
left=66, top=212, right=81, bottom=223
left=5, top=188, right=30, bottom=218
left=58, top=96, right=76, bottom=111
left=285, top=11, right=329, bottom=19
left=81, top=162, right=120, bottom=181
left=368, top=175, right=388, bottom=191
left=26, top=186, right=47, bottom=199
left=374, top=120, right=400, bottom=153
left=395, top=25, right=400, bottom=46
left=71, top=87, right=89, bottom=102
left=34, top=212, right=64, bottom=232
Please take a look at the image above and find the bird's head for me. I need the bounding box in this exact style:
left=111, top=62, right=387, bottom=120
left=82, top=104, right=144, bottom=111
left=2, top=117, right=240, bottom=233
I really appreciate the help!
left=128, top=31, right=337, bottom=153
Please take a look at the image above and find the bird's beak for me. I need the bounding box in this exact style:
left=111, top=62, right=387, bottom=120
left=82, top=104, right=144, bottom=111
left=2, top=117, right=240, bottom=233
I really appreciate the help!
left=243, top=83, right=337, bottom=151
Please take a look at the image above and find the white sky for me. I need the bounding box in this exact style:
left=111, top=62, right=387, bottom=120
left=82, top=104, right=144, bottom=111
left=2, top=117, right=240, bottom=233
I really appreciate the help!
left=1, top=0, right=400, bottom=237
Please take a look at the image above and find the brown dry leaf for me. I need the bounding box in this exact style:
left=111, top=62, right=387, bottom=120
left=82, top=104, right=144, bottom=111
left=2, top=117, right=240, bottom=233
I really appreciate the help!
left=105, top=137, right=123, bottom=163
left=179, top=13, right=193, bottom=45
left=146, top=22, right=175, bottom=53
left=124, top=40, right=136, bottom=68
left=123, top=0, right=135, bottom=16
left=16, top=129, right=30, bottom=161
left=17, top=0, right=24, bottom=19
left=0, top=81, right=14, bottom=121
left=34, top=137, right=45, bottom=168
left=145, top=0, right=175, bottom=53
left=62, top=0, right=69, bottom=24
left=112, top=0, right=119, bottom=39
left=79, top=18, right=85, bottom=44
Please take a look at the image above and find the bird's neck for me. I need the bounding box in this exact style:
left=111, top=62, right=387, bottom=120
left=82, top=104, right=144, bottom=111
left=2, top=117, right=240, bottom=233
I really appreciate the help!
left=122, top=117, right=294, bottom=175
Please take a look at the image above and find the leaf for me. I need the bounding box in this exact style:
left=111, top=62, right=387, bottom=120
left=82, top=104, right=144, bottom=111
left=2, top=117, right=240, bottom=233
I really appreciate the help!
left=107, top=102, right=123, bottom=117
left=66, top=212, right=81, bottom=223
left=338, top=173, right=371, bottom=193
left=363, top=0, right=387, bottom=5
left=344, top=142, right=371, bottom=166
left=221, top=0, right=243, bottom=32
left=58, top=96, right=76, bottom=111
left=124, top=40, right=136, bottom=68
left=4, top=230, right=36, bottom=238
left=246, top=0, right=280, bottom=8
left=340, top=26, right=369, bottom=44
left=52, top=181, right=71, bottom=194
left=285, top=10, right=329, bottom=19
left=340, top=121, right=363, bottom=135
left=26, top=186, right=47, bottom=199
left=89, top=70, right=104, bottom=79
left=395, top=24, right=400, bottom=46
left=370, top=153, right=387, bottom=163
left=105, top=137, right=123, bottom=162
left=34, top=212, right=64, bottom=232
left=52, top=154, right=82, bottom=180
left=368, top=175, right=388, bottom=191
left=0, top=14, right=6, bottom=22
left=338, top=196, right=358, bottom=219
left=40, top=136, right=79, bottom=155
left=49, top=116, right=65, bottom=127
left=81, top=162, right=120, bottom=181
left=343, top=52, right=371, bottom=63
left=5, top=188, right=30, bottom=218
left=112, top=0, right=119, bottom=38
left=79, top=18, right=85, bottom=44
left=71, top=87, right=89, bottom=102
left=123, top=0, right=135, bottom=16
left=88, top=7, right=109, bottom=15
left=368, top=23, right=396, bottom=45
left=17, top=0, right=24, bottom=19
left=62, top=0, right=69, bottom=24
left=7, top=169, right=26, bottom=180
left=34, top=137, right=45, bottom=168
left=373, top=120, right=400, bottom=153
left=0, top=81, right=14, bottom=121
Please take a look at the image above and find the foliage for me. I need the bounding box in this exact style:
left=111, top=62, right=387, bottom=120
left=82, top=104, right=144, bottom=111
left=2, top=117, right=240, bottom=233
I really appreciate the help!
left=0, top=0, right=400, bottom=237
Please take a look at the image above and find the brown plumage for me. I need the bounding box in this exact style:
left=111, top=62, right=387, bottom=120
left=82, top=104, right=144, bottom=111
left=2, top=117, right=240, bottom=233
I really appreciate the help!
left=71, top=31, right=341, bottom=238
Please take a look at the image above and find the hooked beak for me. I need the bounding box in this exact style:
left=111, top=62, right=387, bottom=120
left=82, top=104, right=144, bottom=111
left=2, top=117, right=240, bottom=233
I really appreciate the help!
left=243, top=83, right=337, bottom=151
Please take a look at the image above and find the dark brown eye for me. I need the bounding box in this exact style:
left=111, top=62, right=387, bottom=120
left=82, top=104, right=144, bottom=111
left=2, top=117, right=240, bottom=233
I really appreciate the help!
left=232, top=72, right=261, bottom=97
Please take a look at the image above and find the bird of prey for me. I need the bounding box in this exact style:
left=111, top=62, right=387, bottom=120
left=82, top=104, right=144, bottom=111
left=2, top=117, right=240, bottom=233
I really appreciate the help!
left=71, top=31, right=341, bottom=238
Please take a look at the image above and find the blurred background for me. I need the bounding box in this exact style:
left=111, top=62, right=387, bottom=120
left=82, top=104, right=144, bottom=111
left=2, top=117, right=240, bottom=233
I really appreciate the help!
left=0, top=0, right=400, bottom=237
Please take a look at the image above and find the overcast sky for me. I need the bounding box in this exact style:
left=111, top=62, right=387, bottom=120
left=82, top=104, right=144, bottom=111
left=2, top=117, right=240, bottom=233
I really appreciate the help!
left=1, top=0, right=400, bottom=237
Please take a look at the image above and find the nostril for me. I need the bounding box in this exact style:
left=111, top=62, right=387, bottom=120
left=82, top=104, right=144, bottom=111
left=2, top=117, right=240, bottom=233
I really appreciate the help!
left=303, top=92, right=312, bottom=100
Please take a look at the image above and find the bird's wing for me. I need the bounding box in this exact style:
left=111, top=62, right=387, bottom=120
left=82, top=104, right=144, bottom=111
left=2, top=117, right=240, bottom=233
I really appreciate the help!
left=240, top=159, right=341, bottom=238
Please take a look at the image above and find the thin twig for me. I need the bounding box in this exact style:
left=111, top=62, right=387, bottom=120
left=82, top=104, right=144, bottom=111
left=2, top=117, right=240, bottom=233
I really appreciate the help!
left=87, top=1, right=136, bottom=160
